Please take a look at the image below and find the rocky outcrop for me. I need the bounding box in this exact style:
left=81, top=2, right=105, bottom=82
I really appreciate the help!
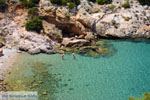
left=0, top=12, right=56, bottom=54
left=62, top=38, right=90, bottom=47
left=39, top=4, right=90, bottom=37
left=39, top=0, right=150, bottom=39
left=76, top=0, right=150, bottom=38
left=99, top=4, right=150, bottom=38
left=19, top=31, right=55, bottom=54
left=42, top=20, right=62, bottom=42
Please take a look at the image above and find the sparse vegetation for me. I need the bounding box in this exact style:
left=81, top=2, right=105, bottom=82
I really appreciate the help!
left=19, top=0, right=40, bottom=8
left=138, top=0, right=150, bottom=6
left=50, top=0, right=80, bottom=9
left=67, top=2, right=75, bottom=9
left=0, top=0, right=7, bottom=12
left=122, top=0, right=130, bottom=8
left=28, top=7, right=39, bottom=18
left=88, top=0, right=112, bottom=5
left=25, top=17, right=43, bottom=33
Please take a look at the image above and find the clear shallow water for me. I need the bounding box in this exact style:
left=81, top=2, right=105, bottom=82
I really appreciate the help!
left=5, top=40, right=150, bottom=100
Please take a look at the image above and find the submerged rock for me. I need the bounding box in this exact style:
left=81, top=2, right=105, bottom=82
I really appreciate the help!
left=59, top=39, right=113, bottom=57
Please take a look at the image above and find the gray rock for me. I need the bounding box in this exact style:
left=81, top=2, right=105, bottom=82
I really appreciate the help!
left=78, top=0, right=100, bottom=13
left=39, top=0, right=52, bottom=8
left=28, top=48, right=41, bottom=54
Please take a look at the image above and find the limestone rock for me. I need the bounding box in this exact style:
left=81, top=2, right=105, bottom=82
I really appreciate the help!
left=85, top=32, right=95, bottom=40
left=78, top=0, right=100, bottom=13
left=28, top=48, right=41, bottom=54
left=0, top=13, right=4, bottom=20
left=135, top=25, right=150, bottom=38
left=42, top=20, right=62, bottom=42
left=62, top=38, right=90, bottom=47
left=76, top=9, right=96, bottom=28
left=56, top=7, right=70, bottom=20
left=39, top=0, right=52, bottom=8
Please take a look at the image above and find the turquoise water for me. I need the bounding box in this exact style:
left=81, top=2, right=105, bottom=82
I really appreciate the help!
left=6, top=40, right=150, bottom=100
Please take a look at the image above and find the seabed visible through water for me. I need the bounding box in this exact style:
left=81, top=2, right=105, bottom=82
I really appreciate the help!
left=3, top=40, right=150, bottom=100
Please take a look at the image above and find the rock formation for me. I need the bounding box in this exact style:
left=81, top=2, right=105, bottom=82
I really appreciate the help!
left=0, top=0, right=149, bottom=54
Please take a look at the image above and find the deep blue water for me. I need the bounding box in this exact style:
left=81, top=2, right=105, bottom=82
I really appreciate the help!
left=6, top=40, right=150, bottom=100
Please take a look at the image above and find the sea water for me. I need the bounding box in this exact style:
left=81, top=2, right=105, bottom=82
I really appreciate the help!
left=5, top=40, right=150, bottom=100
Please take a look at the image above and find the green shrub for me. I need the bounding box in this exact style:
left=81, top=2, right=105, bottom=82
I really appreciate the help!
left=67, top=2, right=75, bottom=9
left=50, top=0, right=62, bottom=5
left=122, top=0, right=130, bottom=8
left=32, top=0, right=40, bottom=4
left=73, top=0, right=80, bottom=5
left=28, top=7, right=39, bottom=17
left=88, top=0, right=112, bottom=5
left=25, top=17, right=43, bottom=33
left=96, top=0, right=106, bottom=4
left=138, top=0, right=150, bottom=5
left=19, top=0, right=40, bottom=8
left=50, top=0, right=80, bottom=9
left=88, top=0, right=96, bottom=2
left=0, top=0, right=7, bottom=12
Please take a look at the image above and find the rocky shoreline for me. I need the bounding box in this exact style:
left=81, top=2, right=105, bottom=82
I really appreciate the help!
left=0, top=0, right=149, bottom=55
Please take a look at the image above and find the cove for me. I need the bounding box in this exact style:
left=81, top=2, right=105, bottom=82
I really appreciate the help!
left=4, top=40, right=150, bottom=100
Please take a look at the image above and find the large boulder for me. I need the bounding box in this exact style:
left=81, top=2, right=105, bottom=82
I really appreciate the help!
left=18, top=30, right=55, bottom=54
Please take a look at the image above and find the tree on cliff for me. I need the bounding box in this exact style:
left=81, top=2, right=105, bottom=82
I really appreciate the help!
left=0, top=0, right=7, bottom=12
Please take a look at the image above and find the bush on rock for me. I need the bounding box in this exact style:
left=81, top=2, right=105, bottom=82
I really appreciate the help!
left=19, top=0, right=40, bottom=8
left=50, top=0, right=80, bottom=9
left=25, top=17, right=43, bottom=33
left=28, top=7, right=39, bottom=17
left=88, top=0, right=112, bottom=5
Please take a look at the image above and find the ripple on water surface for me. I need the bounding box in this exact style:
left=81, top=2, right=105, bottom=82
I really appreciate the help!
left=4, top=40, right=150, bottom=100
